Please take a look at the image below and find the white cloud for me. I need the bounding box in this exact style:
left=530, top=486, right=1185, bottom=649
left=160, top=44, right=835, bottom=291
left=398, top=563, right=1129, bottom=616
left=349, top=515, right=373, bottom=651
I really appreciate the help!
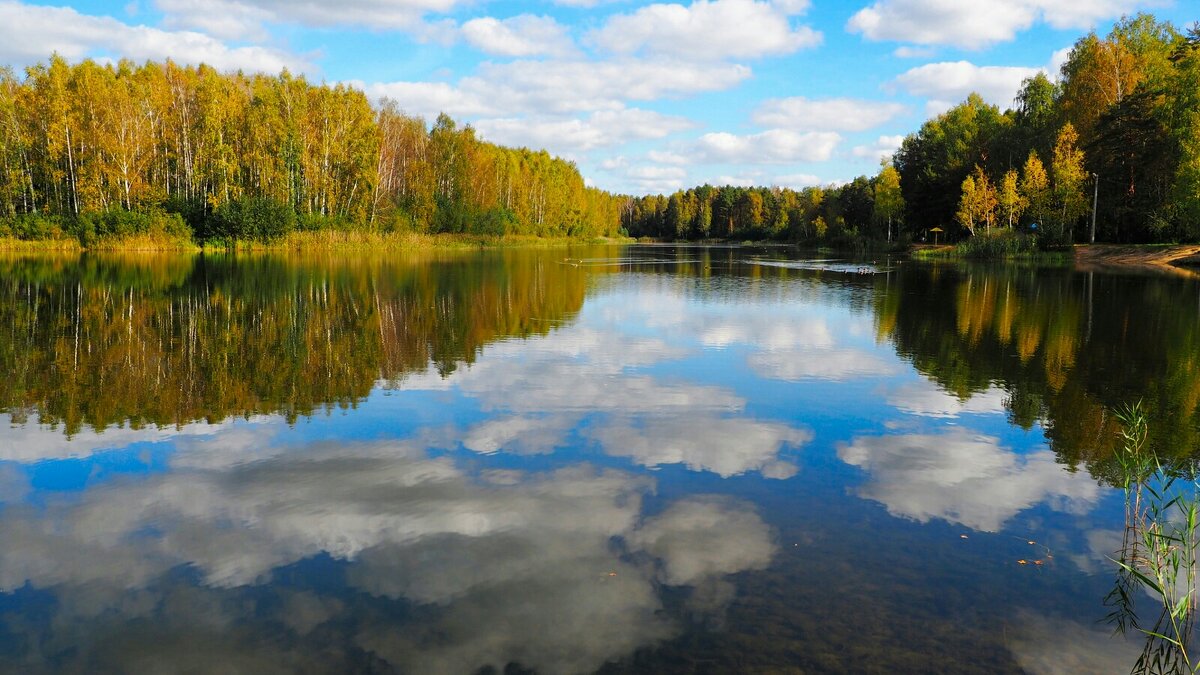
left=848, top=0, right=1144, bottom=50
left=361, top=80, right=498, bottom=118
left=838, top=429, right=1102, bottom=532
left=155, top=0, right=465, bottom=33
left=0, top=1, right=307, bottom=72
left=1049, top=45, right=1073, bottom=78
left=154, top=0, right=272, bottom=41
left=646, top=150, right=691, bottom=165
left=769, top=0, right=811, bottom=13
left=771, top=173, right=824, bottom=189
left=687, top=129, right=841, bottom=164
left=599, top=156, right=629, bottom=171
left=852, top=135, right=905, bottom=161
left=625, top=165, right=689, bottom=192
left=363, top=59, right=751, bottom=119
left=711, top=174, right=762, bottom=187
left=752, top=97, right=907, bottom=132
left=894, top=60, right=1044, bottom=114
left=460, top=15, right=575, bottom=58
left=893, top=45, right=937, bottom=58
left=473, top=108, right=695, bottom=153
left=591, top=0, right=821, bottom=61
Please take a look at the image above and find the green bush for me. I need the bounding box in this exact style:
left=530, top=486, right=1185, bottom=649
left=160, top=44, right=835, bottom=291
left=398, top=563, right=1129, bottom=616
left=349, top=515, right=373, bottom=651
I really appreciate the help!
left=0, top=213, right=70, bottom=240
left=75, top=209, right=191, bottom=247
left=955, top=229, right=1040, bottom=259
left=472, top=207, right=518, bottom=236
left=210, top=197, right=296, bottom=242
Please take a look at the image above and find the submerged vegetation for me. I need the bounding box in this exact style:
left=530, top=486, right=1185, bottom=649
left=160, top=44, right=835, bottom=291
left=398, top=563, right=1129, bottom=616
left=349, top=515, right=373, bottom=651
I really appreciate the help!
left=0, top=58, right=627, bottom=249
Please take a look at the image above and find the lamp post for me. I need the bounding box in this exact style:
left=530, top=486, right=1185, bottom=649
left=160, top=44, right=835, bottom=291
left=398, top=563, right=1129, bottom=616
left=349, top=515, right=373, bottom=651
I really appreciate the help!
left=1090, top=173, right=1098, bottom=244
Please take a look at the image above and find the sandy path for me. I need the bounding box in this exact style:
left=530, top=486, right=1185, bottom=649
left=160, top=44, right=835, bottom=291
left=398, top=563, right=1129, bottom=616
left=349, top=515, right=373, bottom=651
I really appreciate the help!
left=1073, top=244, right=1200, bottom=277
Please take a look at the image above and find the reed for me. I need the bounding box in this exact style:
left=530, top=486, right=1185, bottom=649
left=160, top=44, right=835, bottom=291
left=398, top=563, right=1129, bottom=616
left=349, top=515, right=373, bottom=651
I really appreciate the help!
left=1107, top=402, right=1200, bottom=674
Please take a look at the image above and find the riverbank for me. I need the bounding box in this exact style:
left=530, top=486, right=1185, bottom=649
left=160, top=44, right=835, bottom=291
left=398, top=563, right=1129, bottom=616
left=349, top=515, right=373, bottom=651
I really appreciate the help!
left=1073, top=244, right=1200, bottom=276
left=0, top=231, right=629, bottom=253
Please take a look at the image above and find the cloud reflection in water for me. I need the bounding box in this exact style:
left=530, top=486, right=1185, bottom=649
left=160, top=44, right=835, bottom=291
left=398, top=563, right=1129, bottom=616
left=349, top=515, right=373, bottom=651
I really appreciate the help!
left=0, top=437, right=776, bottom=672
left=838, top=429, right=1101, bottom=532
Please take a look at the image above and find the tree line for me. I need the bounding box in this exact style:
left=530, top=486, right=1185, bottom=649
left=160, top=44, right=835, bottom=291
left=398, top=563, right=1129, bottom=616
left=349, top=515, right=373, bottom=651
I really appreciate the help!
left=0, top=57, right=625, bottom=245
left=629, top=13, right=1200, bottom=246
left=900, top=14, right=1200, bottom=245
left=623, top=172, right=903, bottom=245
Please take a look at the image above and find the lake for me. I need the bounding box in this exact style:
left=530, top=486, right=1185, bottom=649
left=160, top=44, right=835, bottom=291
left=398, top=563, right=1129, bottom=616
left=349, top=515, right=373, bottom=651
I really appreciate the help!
left=1, top=245, right=1198, bottom=673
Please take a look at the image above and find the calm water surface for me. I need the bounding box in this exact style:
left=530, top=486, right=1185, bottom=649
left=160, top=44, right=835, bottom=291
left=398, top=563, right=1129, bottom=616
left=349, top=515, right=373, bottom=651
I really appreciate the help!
left=1, top=246, right=1199, bottom=673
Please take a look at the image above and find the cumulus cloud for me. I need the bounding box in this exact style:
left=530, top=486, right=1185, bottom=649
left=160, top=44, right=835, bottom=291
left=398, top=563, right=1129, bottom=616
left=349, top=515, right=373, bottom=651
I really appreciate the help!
left=752, top=97, right=907, bottom=132
left=0, top=1, right=308, bottom=71
left=591, top=0, right=821, bottom=61
left=155, top=0, right=465, bottom=34
left=894, top=60, right=1044, bottom=114
left=838, top=429, right=1102, bottom=531
left=685, top=129, right=841, bottom=164
left=460, top=14, right=575, bottom=58
left=848, top=0, right=1145, bottom=50
left=893, top=45, right=937, bottom=58
left=362, top=59, right=751, bottom=119
left=852, top=135, right=905, bottom=161
left=624, top=165, right=690, bottom=192
left=473, top=108, right=695, bottom=153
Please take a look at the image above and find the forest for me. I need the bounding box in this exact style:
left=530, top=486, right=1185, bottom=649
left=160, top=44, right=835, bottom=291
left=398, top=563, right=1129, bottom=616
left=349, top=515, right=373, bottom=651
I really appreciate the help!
left=0, top=57, right=626, bottom=246
left=626, top=14, right=1200, bottom=247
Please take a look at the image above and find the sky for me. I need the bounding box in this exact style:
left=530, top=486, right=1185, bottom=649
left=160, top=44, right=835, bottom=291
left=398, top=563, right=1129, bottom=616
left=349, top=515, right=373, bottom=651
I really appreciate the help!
left=0, top=0, right=1192, bottom=196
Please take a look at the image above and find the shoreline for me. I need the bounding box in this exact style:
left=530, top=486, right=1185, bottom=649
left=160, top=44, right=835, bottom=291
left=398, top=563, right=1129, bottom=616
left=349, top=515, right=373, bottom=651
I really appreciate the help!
left=1072, top=244, right=1200, bottom=277
left=5, top=235, right=1200, bottom=277
left=0, top=232, right=631, bottom=254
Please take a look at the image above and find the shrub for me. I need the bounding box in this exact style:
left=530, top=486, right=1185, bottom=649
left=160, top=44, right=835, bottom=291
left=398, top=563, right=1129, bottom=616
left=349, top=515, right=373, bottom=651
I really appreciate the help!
left=210, top=197, right=296, bottom=242
left=955, top=229, right=1040, bottom=259
left=0, top=213, right=70, bottom=241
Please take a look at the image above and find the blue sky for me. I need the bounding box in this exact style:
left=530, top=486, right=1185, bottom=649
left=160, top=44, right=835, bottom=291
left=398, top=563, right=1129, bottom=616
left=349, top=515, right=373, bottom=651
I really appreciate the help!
left=0, top=0, right=1192, bottom=195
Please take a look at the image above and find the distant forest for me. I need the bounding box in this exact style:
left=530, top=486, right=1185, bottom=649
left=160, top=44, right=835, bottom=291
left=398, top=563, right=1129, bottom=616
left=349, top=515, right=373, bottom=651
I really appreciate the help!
left=626, top=14, right=1200, bottom=246
left=0, top=57, right=626, bottom=245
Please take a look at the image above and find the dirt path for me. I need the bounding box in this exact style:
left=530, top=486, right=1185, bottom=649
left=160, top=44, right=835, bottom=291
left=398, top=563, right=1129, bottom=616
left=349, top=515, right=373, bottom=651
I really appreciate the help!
left=1073, top=244, right=1200, bottom=277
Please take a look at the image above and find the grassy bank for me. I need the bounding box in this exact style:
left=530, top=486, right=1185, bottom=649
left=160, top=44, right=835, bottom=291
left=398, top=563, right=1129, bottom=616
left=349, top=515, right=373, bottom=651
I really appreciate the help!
left=909, top=230, right=1072, bottom=263
left=0, top=229, right=629, bottom=253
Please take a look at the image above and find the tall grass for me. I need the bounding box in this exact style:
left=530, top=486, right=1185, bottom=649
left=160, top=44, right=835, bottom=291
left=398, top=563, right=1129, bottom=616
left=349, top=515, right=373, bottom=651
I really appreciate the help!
left=911, top=229, right=1050, bottom=260
left=1106, top=402, right=1200, bottom=674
